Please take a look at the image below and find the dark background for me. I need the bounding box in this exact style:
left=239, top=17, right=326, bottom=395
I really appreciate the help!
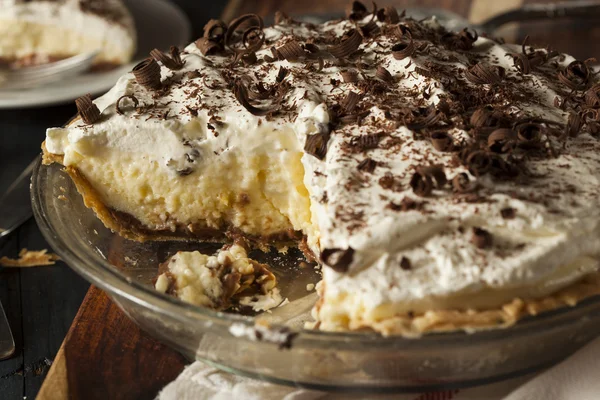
left=1, top=0, right=599, bottom=398
left=0, top=1, right=228, bottom=398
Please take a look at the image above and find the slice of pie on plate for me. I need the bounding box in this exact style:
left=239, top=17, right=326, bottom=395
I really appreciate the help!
left=0, top=0, right=136, bottom=69
left=43, top=6, right=600, bottom=336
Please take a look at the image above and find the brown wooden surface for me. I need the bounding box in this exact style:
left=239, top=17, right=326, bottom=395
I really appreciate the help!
left=36, top=287, right=187, bottom=400
left=36, top=1, right=600, bottom=399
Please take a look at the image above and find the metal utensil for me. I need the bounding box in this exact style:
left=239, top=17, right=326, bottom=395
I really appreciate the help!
left=0, top=301, right=15, bottom=360
left=0, top=51, right=99, bottom=91
left=0, top=158, right=36, bottom=238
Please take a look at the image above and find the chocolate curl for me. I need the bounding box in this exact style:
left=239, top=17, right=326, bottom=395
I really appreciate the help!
left=391, top=35, right=415, bottom=60
left=464, top=63, right=505, bottom=85
left=328, top=29, right=363, bottom=59
left=115, top=95, right=139, bottom=115
left=150, top=46, right=185, bottom=70
left=132, top=58, right=162, bottom=90
left=75, top=94, right=101, bottom=124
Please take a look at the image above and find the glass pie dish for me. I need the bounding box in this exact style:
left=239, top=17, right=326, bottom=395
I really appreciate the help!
left=32, top=156, right=600, bottom=392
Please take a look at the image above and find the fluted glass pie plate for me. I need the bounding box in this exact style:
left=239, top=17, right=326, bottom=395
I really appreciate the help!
left=32, top=156, right=600, bottom=392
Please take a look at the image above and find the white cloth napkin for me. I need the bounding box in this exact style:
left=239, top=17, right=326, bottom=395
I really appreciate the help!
left=158, top=337, right=600, bottom=400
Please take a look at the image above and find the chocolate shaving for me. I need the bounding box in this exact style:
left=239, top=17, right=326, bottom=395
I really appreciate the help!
left=204, top=19, right=228, bottom=42
left=375, top=66, right=393, bottom=83
left=357, top=158, right=377, bottom=173
left=360, top=20, right=381, bottom=37
left=585, top=84, right=600, bottom=107
left=115, top=95, right=139, bottom=115
left=347, top=1, right=369, bottom=21
left=75, top=94, right=101, bottom=124
left=410, top=169, right=434, bottom=197
left=321, top=247, right=355, bottom=273
left=328, top=29, right=362, bottom=59
left=351, top=133, right=382, bottom=150
left=501, top=207, right=516, bottom=219
left=195, top=37, right=222, bottom=56
left=514, top=121, right=543, bottom=149
left=557, top=59, right=594, bottom=90
left=417, top=165, right=447, bottom=188
left=400, top=256, right=412, bottom=270
left=430, top=131, right=452, bottom=151
left=377, top=6, right=399, bottom=24
left=391, top=37, right=415, bottom=60
left=465, top=150, right=493, bottom=177
left=150, top=46, right=184, bottom=70
left=464, top=63, right=504, bottom=85
left=341, top=69, right=359, bottom=83
left=511, top=52, right=531, bottom=74
left=225, top=14, right=265, bottom=63
left=441, top=28, right=478, bottom=51
left=276, top=67, right=289, bottom=83
left=566, top=112, right=583, bottom=137
left=233, top=81, right=279, bottom=116
left=471, top=227, right=493, bottom=249
left=452, top=173, right=474, bottom=193
left=132, top=58, right=162, bottom=90
left=277, top=40, right=305, bottom=61
left=487, top=128, right=516, bottom=153
left=304, top=132, right=330, bottom=160
left=341, top=91, right=360, bottom=112
left=470, top=106, right=504, bottom=128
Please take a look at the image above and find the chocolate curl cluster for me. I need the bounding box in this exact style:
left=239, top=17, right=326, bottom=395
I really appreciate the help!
left=196, top=19, right=228, bottom=56
left=225, top=14, right=266, bottom=65
left=441, top=27, right=478, bottom=51
left=150, top=46, right=185, bottom=70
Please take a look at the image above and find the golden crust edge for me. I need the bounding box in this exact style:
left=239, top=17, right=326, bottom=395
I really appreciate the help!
left=312, top=271, right=600, bottom=337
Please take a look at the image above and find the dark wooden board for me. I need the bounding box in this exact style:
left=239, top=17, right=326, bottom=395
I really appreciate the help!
left=37, top=287, right=187, bottom=400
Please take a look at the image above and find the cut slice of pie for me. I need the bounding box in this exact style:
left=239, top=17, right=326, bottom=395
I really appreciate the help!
left=43, top=5, right=600, bottom=336
left=0, top=0, right=136, bottom=68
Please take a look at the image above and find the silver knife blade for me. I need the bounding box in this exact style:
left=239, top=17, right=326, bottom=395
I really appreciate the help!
left=0, top=301, right=15, bottom=360
left=0, top=158, right=36, bottom=238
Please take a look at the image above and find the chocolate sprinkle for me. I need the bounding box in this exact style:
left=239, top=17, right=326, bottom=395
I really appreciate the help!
left=452, top=173, right=474, bottom=193
left=321, top=247, right=355, bottom=273
left=75, top=94, right=101, bottom=124
left=400, top=256, right=412, bottom=270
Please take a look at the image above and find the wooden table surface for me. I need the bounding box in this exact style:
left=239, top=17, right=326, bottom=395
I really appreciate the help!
left=0, top=1, right=598, bottom=399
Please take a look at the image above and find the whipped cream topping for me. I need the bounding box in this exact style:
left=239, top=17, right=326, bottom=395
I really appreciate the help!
left=0, top=0, right=135, bottom=64
left=47, top=12, right=600, bottom=328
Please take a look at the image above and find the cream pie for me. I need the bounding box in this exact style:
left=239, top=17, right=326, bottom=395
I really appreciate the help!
left=43, top=4, right=600, bottom=336
left=0, top=0, right=136, bottom=68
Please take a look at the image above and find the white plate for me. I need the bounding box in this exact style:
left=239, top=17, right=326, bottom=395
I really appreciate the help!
left=0, top=0, right=192, bottom=109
